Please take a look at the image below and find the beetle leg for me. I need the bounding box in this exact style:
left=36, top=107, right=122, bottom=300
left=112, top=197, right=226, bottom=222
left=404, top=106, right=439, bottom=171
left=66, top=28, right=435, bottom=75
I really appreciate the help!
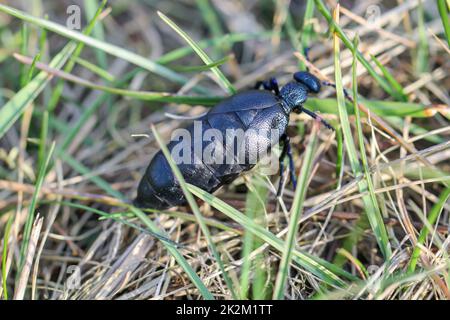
left=254, top=80, right=271, bottom=90
left=254, top=78, right=280, bottom=96
left=286, top=140, right=297, bottom=189
left=254, top=80, right=264, bottom=90
left=299, top=107, right=334, bottom=131
left=304, top=47, right=311, bottom=63
left=269, top=77, right=280, bottom=95
left=277, top=156, right=286, bottom=197
left=277, top=134, right=296, bottom=197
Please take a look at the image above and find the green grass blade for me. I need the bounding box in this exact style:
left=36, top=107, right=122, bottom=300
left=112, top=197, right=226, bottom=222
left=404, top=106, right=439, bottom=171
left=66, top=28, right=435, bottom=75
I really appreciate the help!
left=71, top=56, right=115, bottom=81
left=196, top=0, right=226, bottom=57
left=273, top=125, right=318, bottom=299
left=286, top=0, right=315, bottom=70
left=196, top=0, right=224, bottom=40
left=353, top=35, right=394, bottom=262
left=151, top=125, right=237, bottom=299
left=25, top=52, right=41, bottom=84
left=37, top=111, right=48, bottom=177
left=305, top=98, right=437, bottom=118
left=158, top=11, right=236, bottom=94
left=437, top=0, right=450, bottom=47
left=301, top=0, right=316, bottom=53
left=2, top=214, right=14, bottom=300
left=335, top=124, right=343, bottom=182
left=84, top=0, right=107, bottom=68
left=156, top=32, right=272, bottom=65
left=18, top=142, right=55, bottom=273
left=285, top=14, right=302, bottom=60
left=19, top=23, right=29, bottom=87
left=415, top=1, right=429, bottom=74
left=0, top=42, right=76, bottom=139
left=38, top=18, right=47, bottom=57
left=408, top=186, right=450, bottom=272
left=370, top=54, right=407, bottom=101
left=171, top=55, right=231, bottom=72
left=333, top=9, right=391, bottom=260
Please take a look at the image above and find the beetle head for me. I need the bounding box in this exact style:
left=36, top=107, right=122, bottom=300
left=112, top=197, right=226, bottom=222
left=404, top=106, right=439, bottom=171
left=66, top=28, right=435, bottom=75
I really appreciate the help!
left=293, top=71, right=321, bottom=94
left=279, top=72, right=334, bottom=130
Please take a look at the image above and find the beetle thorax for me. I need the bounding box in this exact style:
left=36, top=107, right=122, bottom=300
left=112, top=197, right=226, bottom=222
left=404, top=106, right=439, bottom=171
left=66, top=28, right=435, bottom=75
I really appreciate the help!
left=279, top=82, right=308, bottom=112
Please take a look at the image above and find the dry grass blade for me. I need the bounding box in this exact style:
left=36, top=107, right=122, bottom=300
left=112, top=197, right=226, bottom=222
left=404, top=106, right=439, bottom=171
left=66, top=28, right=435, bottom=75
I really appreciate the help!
left=14, top=215, right=43, bottom=300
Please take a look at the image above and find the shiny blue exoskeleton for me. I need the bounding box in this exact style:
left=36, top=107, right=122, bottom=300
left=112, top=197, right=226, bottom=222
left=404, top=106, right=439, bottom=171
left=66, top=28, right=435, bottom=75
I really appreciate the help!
left=134, top=71, right=333, bottom=209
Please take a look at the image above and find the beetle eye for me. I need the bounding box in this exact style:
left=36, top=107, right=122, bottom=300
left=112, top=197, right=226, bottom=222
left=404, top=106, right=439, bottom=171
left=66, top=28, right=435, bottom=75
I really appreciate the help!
left=293, top=71, right=321, bottom=94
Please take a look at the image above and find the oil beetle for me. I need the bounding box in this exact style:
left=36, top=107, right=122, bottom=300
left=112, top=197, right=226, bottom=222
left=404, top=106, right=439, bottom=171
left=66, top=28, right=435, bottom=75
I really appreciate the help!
left=134, top=71, right=334, bottom=210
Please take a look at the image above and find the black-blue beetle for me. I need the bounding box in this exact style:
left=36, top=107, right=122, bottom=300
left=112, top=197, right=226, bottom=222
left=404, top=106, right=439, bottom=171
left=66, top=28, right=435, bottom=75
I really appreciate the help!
left=134, top=71, right=333, bottom=210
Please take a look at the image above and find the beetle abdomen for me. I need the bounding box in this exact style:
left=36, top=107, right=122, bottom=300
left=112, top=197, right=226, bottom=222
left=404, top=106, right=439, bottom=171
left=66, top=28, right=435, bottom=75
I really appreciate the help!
left=134, top=91, right=289, bottom=210
left=135, top=113, right=246, bottom=209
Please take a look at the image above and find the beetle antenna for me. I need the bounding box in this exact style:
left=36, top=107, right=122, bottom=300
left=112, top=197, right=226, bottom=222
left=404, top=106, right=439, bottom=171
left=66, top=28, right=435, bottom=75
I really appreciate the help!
left=322, top=81, right=353, bottom=102
left=300, top=107, right=334, bottom=131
